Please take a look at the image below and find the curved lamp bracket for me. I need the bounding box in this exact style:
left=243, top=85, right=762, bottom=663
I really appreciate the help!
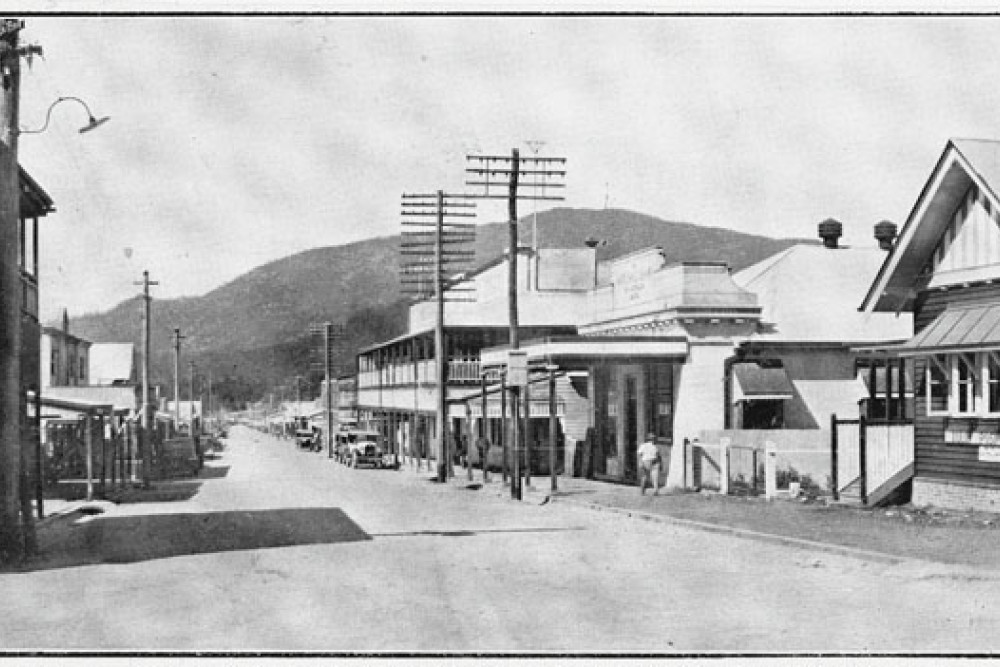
left=20, top=96, right=109, bottom=135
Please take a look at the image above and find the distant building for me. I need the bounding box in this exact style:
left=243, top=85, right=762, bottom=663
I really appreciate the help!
left=356, top=247, right=594, bottom=466
left=40, top=318, right=138, bottom=418
left=41, top=311, right=90, bottom=389
left=88, top=343, right=137, bottom=386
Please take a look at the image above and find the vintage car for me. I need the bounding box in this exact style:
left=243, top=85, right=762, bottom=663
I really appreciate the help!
left=335, top=429, right=396, bottom=468
left=296, top=427, right=321, bottom=452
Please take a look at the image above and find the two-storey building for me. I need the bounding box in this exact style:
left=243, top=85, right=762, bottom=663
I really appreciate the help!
left=356, top=246, right=595, bottom=464
left=41, top=310, right=90, bottom=390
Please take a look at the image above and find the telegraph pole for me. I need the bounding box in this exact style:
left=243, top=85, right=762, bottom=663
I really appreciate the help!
left=0, top=19, right=24, bottom=563
left=207, top=367, right=212, bottom=430
left=295, top=374, right=302, bottom=421
left=466, top=148, right=566, bottom=500
left=311, top=322, right=344, bottom=458
left=400, top=190, right=476, bottom=483
left=172, top=327, right=185, bottom=432
left=188, top=361, right=195, bottom=435
left=325, top=325, right=333, bottom=456
left=134, top=271, right=158, bottom=487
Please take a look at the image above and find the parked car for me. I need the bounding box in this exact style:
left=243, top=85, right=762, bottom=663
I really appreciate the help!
left=296, top=427, right=321, bottom=452
left=335, top=429, right=396, bottom=468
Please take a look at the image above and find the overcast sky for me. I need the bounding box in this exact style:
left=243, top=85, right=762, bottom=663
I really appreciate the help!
left=16, top=16, right=1000, bottom=321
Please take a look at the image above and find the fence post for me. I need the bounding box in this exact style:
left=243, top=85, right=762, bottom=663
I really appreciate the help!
left=830, top=413, right=839, bottom=501
left=718, top=437, right=730, bottom=495
left=84, top=414, right=94, bottom=502
left=764, top=441, right=777, bottom=500
left=859, top=414, right=868, bottom=505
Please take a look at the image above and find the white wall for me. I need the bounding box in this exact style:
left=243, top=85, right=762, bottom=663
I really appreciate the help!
left=669, top=342, right=736, bottom=489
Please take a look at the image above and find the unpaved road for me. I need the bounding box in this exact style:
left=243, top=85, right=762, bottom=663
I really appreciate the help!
left=3, top=425, right=1000, bottom=653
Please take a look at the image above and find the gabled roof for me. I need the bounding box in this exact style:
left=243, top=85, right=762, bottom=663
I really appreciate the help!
left=862, top=138, right=1000, bottom=313
left=735, top=244, right=912, bottom=343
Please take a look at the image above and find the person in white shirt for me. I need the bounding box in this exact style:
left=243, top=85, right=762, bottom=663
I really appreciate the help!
left=637, top=432, right=661, bottom=495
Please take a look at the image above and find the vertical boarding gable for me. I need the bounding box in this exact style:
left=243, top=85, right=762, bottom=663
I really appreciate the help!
left=927, top=185, right=1000, bottom=288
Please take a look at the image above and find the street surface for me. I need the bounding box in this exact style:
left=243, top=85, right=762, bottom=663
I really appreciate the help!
left=4, top=425, right=1000, bottom=653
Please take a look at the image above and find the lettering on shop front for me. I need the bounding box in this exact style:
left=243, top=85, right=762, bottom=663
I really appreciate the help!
left=945, top=426, right=1000, bottom=445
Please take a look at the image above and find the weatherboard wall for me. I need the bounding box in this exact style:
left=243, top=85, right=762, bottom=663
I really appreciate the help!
left=912, top=283, right=1000, bottom=502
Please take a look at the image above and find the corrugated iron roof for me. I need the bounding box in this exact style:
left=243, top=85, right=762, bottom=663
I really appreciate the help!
left=899, top=303, right=1000, bottom=354
left=736, top=244, right=912, bottom=343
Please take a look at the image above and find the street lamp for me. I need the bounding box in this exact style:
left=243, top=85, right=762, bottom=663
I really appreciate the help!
left=20, top=96, right=109, bottom=135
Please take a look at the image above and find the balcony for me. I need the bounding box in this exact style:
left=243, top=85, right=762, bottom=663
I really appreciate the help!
left=357, top=359, right=482, bottom=389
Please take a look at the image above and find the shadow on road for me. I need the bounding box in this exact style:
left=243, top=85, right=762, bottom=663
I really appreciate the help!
left=103, top=466, right=231, bottom=505
left=373, top=526, right=587, bottom=538
left=5, top=507, right=371, bottom=573
left=195, top=465, right=231, bottom=480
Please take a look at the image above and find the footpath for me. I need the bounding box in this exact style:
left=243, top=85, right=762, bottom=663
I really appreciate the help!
left=394, top=456, right=1000, bottom=572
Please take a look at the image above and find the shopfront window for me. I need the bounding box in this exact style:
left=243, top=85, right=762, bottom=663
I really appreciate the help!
left=605, top=370, right=619, bottom=458
left=647, top=363, right=673, bottom=444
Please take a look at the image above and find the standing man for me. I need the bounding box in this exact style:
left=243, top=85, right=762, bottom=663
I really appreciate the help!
left=637, top=432, right=661, bottom=496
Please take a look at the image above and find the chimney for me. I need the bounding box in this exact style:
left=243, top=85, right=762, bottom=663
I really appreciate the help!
left=874, top=220, right=897, bottom=251
left=818, top=218, right=843, bottom=249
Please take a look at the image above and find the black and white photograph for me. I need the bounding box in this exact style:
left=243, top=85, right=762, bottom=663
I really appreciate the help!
left=3, top=8, right=1000, bottom=658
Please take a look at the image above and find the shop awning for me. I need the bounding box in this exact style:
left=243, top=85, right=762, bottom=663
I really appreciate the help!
left=896, top=303, right=1000, bottom=356
left=732, top=363, right=794, bottom=401
left=480, top=335, right=688, bottom=369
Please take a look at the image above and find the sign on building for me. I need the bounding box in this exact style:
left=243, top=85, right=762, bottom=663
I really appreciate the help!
left=507, top=350, right=528, bottom=387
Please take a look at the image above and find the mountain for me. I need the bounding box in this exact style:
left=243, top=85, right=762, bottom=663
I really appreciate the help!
left=68, top=208, right=815, bottom=406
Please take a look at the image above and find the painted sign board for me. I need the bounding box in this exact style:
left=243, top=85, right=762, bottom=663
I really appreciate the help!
left=979, top=446, right=1000, bottom=463
left=507, top=350, right=528, bottom=387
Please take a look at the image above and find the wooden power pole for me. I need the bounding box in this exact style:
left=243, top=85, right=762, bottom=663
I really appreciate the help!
left=400, top=191, right=476, bottom=483
left=0, top=19, right=40, bottom=562
left=173, top=327, right=185, bottom=433
left=465, top=148, right=566, bottom=500
left=0, top=18, right=24, bottom=563
left=134, top=270, right=158, bottom=488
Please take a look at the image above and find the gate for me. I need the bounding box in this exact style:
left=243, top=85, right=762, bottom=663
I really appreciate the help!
left=831, top=415, right=861, bottom=500
left=831, top=414, right=914, bottom=505
left=727, top=445, right=762, bottom=496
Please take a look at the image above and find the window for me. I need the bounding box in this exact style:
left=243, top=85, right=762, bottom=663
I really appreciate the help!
left=922, top=352, right=1000, bottom=417
left=50, top=349, right=58, bottom=377
left=79, top=356, right=86, bottom=383
left=926, top=356, right=950, bottom=415
left=956, top=354, right=977, bottom=414
left=988, top=354, right=1000, bottom=414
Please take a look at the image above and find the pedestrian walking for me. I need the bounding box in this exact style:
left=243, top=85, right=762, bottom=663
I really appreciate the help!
left=638, top=432, right=661, bottom=495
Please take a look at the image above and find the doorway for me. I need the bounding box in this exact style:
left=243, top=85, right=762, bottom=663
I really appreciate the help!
left=624, top=375, right=638, bottom=481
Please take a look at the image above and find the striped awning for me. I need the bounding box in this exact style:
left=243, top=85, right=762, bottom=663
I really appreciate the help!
left=732, top=363, right=794, bottom=401
left=897, top=304, right=1000, bottom=356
